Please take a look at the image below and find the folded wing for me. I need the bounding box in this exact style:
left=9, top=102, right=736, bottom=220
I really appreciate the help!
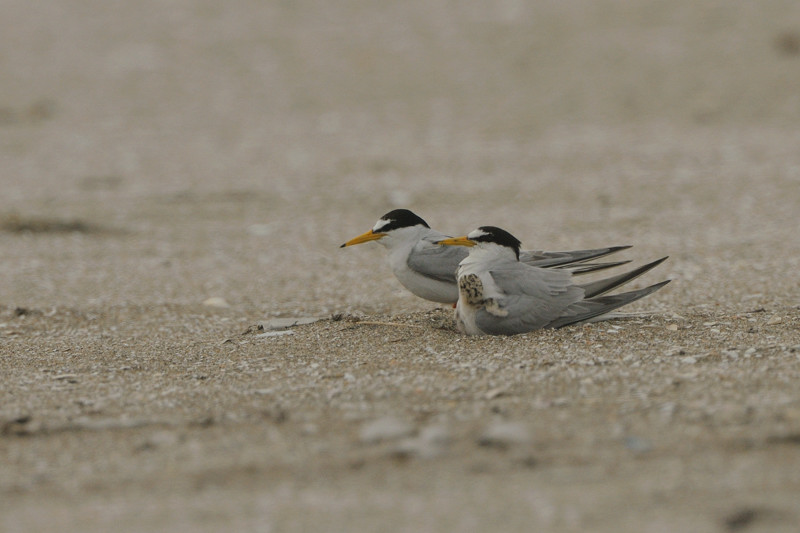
left=407, top=232, right=469, bottom=282
left=474, top=264, right=585, bottom=335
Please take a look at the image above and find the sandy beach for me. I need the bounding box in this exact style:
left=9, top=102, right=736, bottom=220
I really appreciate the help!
left=2, top=1, right=800, bottom=531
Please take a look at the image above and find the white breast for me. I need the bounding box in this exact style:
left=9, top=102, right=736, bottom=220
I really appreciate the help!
left=453, top=248, right=512, bottom=334
left=392, top=264, right=459, bottom=303
left=454, top=299, right=481, bottom=334
left=380, top=227, right=459, bottom=303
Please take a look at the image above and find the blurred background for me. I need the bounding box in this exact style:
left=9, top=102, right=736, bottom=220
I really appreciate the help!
left=2, top=0, right=799, bottom=315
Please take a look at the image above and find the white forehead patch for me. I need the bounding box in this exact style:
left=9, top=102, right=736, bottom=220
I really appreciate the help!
left=372, top=218, right=391, bottom=233
left=467, top=228, right=489, bottom=240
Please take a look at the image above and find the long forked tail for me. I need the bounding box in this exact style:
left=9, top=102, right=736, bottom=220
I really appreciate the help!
left=523, top=245, right=631, bottom=269
left=548, top=279, right=671, bottom=329
left=577, top=256, right=669, bottom=298
left=561, top=260, right=631, bottom=276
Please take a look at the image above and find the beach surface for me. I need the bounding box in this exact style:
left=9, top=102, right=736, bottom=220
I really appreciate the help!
left=2, top=1, right=800, bottom=531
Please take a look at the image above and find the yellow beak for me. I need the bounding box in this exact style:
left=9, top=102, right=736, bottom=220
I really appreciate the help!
left=340, top=229, right=387, bottom=247
left=436, top=236, right=476, bottom=247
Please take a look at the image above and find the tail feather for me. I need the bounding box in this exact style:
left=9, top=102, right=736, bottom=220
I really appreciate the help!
left=560, top=260, right=632, bottom=276
left=522, top=245, right=631, bottom=269
left=578, top=256, right=669, bottom=298
left=547, top=279, right=671, bottom=329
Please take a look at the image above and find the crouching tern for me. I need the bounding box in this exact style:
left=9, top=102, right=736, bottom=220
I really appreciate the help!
left=340, top=209, right=632, bottom=304
left=437, top=226, right=670, bottom=335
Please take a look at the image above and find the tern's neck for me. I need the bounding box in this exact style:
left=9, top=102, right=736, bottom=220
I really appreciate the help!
left=460, top=244, right=519, bottom=268
left=378, top=225, right=429, bottom=259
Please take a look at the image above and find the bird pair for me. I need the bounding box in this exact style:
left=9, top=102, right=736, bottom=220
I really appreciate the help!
left=341, top=209, right=669, bottom=335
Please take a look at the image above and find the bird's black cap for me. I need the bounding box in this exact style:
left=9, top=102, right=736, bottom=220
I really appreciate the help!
left=374, top=209, right=430, bottom=232
left=473, top=226, right=522, bottom=259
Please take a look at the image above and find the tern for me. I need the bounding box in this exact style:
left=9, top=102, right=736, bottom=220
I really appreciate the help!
left=341, top=209, right=633, bottom=304
left=437, top=226, right=670, bottom=335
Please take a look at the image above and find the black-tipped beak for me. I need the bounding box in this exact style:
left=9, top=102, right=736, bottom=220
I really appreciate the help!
left=436, top=236, right=476, bottom=247
left=340, top=229, right=387, bottom=248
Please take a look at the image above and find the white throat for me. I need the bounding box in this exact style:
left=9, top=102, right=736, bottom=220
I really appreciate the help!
left=376, top=225, right=427, bottom=252
left=461, top=242, right=518, bottom=266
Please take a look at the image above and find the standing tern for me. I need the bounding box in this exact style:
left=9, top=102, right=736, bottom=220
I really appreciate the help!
left=340, top=209, right=632, bottom=304
left=437, top=226, right=670, bottom=335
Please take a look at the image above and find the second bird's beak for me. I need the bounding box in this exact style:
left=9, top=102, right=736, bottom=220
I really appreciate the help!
left=436, top=236, right=476, bottom=247
left=340, top=229, right=387, bottom=247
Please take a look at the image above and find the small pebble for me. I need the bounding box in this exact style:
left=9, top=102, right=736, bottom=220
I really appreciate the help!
left=1, top=416, right=38, bottom=436
left=478, top=421, right=532, bottom=448
left=666, top=324, right=679, bottom=331
left=359, top=416, right=415, bottom=444
left=419, top=424, right=451, bottom=446
left=203, top=297, right=230, bottom=308
left=624, top=436, right=652, bottom=453
left=392, top=424, right=451, bottom=459
left=140, top=430, right=179, bottom=450
left=766, top=315, right=782, bottom=325
left=484, top=387, right=508, bottom=400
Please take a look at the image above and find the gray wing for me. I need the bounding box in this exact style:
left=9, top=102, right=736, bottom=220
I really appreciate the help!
left=475, top=264, right=585, bottom=335
left=545, top=280, right=671, bottom=329
left=578, top=257, right=668, bottom=298
left=520, top=245, right=631, bottom=268
left=561, top=260, right=631, bottom=275
left=406, top=231, right=469, bottom=283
